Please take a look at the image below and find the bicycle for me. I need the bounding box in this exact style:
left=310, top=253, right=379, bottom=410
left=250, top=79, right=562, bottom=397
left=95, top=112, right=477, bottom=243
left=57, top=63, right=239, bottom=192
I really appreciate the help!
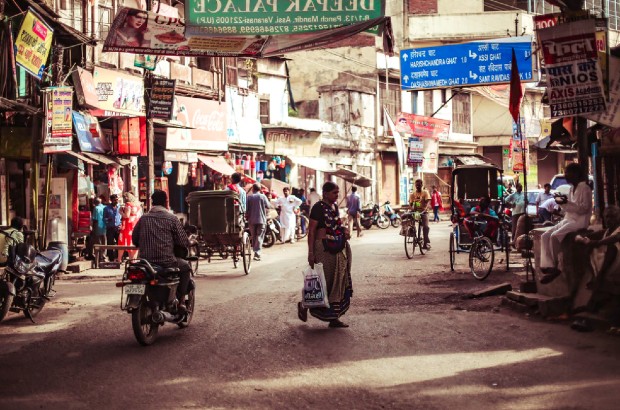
left=401, top=211, right=426, bottom=259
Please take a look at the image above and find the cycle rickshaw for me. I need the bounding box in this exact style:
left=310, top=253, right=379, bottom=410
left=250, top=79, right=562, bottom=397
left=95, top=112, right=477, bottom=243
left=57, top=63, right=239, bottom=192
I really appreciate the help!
left=187, top=190, right=252, bottom=275
left=448, top=163, right=511, bottom=280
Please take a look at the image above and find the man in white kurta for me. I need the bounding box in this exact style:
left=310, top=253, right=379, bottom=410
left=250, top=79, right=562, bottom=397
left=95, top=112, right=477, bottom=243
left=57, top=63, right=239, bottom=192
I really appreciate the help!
left=540, top=164, right=592, bottom=282
left=275, top=187, right=303, bottom=243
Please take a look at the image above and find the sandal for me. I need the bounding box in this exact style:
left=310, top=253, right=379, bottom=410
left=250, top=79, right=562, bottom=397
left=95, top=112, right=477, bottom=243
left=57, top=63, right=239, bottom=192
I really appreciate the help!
left=297, top=302, right=307, bottom=322
left=328, top=319, right=349, bottom=328
left=606, top=327, right=620, bottom=336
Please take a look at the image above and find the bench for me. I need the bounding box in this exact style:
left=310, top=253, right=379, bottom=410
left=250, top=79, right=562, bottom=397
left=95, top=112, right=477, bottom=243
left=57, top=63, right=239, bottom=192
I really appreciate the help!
left=93, top=245, right=138, bottom=268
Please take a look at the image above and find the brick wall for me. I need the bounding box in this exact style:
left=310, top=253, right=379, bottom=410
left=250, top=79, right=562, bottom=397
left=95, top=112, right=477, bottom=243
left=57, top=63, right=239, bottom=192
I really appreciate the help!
left=408, top=0, right=438, bottom=14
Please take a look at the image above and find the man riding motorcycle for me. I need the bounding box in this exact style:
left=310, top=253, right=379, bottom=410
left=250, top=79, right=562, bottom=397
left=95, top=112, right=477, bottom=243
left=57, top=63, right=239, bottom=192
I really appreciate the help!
left=132, top=190, right=191, bottom=311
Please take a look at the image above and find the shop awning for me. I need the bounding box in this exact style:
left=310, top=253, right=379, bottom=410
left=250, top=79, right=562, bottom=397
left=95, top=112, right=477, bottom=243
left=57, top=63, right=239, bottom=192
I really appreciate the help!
left=82, top=152, right=130, bottom=166
left=64, top=151, right=98, bottom=165
left=261, top=178, right=290, bottom=195
left=197, top=155, right=236, bottom=176
left=0, top=97, right=41, bottom=115
left=332, top=168, right=373, bottom=188
left=288, top=156, right=336, bottom=173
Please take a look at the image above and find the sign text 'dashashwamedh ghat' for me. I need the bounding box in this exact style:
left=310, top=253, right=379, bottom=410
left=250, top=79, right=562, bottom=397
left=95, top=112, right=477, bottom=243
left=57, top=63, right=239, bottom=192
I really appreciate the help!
left=186, top=0, right=383, bottom=35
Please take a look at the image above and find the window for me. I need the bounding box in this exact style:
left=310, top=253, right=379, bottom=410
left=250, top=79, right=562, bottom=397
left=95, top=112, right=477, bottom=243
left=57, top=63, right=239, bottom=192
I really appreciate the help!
left=452, top=92, right=471, bottom=134
left=424, top=91, right=434, bottom=117
left=379, top=76, right=401, bottom=123
left=259, top=98, right=270, bottom=124
left=59, top=0, right=83, bottom=31
left=225, top=57, right=238, bottom=87
left=98, top=3, right=113, bottom=41
left=197, top=57, right=220, bottom=72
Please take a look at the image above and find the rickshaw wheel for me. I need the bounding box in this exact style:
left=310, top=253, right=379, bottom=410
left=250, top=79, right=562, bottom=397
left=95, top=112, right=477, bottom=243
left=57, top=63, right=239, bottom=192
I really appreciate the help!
left=469, top=236, right=494, bottom=280
left=404, top=226, right=416, bottom=259
left=449, top=232, right=456, bottom=271
left=242, top=232, right=252, bottom=275
left=232, top=247, right=239, bottom=268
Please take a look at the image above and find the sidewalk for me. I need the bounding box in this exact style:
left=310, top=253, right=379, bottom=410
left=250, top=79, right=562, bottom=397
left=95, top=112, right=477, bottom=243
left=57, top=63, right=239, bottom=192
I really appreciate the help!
left=58, top=268, right=124, bottom=281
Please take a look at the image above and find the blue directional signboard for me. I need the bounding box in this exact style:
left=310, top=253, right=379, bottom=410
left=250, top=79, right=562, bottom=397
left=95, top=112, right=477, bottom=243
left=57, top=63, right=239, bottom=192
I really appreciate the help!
left=401, top=36, right=535, bottom=90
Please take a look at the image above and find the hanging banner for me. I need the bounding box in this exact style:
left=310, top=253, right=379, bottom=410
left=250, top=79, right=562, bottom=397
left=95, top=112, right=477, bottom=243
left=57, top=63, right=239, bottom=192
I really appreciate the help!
left=149, top=78, right=176, bottom=120
left=92, top=66, right=145, bottom=116
left=537, top=19, right=606, bottom=118
left=14, top=9, right=54, bottom=80
left=394, top=113, right=450, bottom=141
left=103, top=7, right=391, bottom=57
left=42, top=88, right=72, bottom=151
left=407, top=137, right=424, bottom=165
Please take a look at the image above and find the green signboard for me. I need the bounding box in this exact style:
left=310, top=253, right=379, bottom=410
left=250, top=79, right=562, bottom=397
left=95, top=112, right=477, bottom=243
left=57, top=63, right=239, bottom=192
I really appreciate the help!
left=185, top=0, right=384, bottom=36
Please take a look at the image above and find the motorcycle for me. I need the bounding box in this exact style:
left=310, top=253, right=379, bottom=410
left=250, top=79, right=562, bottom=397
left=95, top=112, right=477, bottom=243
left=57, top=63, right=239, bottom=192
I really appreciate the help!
left=263, top=217, right=281, bottom=248
left=116, top=250, right=197, bottom=346
left=360, top=203, right=390, bottom=230
left=382, top=201, right=402, bottom=228
left=0, top=230, right=62, bottom=323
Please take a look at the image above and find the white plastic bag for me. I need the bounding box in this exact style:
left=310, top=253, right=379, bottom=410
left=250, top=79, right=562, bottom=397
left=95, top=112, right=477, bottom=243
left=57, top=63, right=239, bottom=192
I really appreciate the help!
left=301, top=263, right=330, bottom=308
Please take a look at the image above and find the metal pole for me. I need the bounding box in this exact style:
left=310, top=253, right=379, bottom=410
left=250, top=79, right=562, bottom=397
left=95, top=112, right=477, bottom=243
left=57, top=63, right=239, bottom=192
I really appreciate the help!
left=144, top=0, right=154, bottom=210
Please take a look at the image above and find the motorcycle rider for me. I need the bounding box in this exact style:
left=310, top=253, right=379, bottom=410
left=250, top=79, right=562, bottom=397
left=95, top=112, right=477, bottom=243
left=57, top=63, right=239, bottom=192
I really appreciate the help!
left=409, top=179, right=431, bottom=249
left=132, top=190, right=191, bottom=311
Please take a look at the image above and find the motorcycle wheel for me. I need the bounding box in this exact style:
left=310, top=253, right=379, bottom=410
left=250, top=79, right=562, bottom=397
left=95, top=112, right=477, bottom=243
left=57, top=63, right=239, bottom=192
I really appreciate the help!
left=391, top=216, right=402, bottom=228
left=23, top=281, right=46, bottom=319
left=177, top=289, right=195, bottom=329
left=362, top=220, right=373, bottom=230
left=377, top=215, right=390, bottom=229
left=263, top=230, right=276, bottom=248
left=0, top=281, right=14, bottom=322
left=131, top=297, right=159, bottom=346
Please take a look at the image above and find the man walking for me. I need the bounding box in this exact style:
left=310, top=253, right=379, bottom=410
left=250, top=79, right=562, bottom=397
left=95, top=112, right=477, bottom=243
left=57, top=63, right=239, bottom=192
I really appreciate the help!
left=246, top=183, right=271, bottom=261
left=103, top=194, right=121, bottom=261
left=91, top=197, right=107, bottom=261
left=275, top=187, right=302, bottom=243
left=506, top=183, right=525, bottom=243
left=346, top=186, right=362, bottom=238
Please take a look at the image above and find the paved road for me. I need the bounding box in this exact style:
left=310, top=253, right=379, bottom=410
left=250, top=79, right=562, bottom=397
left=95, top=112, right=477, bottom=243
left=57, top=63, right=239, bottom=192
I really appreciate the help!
left=1, top=223, right=619, bottom=409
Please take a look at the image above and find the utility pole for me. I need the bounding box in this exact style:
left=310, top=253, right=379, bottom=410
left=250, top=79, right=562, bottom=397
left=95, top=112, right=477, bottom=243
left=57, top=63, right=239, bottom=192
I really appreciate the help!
left=143, top=0, right=154, bottom=209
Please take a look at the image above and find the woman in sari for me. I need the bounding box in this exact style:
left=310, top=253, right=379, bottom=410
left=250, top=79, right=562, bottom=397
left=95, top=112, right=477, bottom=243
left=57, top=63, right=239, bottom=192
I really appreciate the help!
left=298, top=181, right=353, bottom=328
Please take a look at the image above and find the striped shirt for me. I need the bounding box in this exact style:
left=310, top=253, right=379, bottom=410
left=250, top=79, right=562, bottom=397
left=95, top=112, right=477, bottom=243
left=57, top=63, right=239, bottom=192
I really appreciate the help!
left=132, top=206, right=189, bottom=267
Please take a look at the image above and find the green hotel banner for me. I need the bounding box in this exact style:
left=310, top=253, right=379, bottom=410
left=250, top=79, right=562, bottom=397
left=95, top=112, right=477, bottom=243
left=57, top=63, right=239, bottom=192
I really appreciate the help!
left=185, top=0, right=384, bottom=36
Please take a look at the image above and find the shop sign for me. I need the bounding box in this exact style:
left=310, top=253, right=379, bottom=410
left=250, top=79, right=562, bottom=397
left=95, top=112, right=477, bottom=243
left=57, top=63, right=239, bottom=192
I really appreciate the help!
left=407, top=137, right=423, bottom=165
left=14, top=9, right=53, bottom=80
left=72, top=67, right=100, bottom=108
left=264, top=129, right=321, bottom=157
left=512, top=139, right=529, bottom=173
left=117, top=117, right=146, bottom=155
left=42, top=87, right=72, bottom=151
left=184, top=0, right=383, bottom=36
left=166, top=95, right=228, bottom=151
left=72, top=111, right=110, bottom=154
left=164, top=150, right=198, bottom=163
left=92, top=66, right=145, bottom=116
left=537, top=19, right=606, bottom=118
left=149, top=79, right=176, bottom=120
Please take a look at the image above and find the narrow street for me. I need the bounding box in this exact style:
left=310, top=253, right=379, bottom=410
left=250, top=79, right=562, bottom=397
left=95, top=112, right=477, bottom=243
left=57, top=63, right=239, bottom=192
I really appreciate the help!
left=1, top=224, right=619, bottom=410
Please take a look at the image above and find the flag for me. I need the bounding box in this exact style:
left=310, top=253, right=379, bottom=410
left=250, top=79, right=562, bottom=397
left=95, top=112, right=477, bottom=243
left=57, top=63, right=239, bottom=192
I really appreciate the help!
left=384, top=108, right=406, bottom=174
left=508, top=48, right=523, bottom=124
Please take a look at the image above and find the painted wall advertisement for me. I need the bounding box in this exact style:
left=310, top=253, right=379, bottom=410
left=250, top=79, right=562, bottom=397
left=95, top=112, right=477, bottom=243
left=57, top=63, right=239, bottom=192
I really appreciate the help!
left=537, top=19, right=606, bottom=118
left=396, top=113, right=447, bottom=173
left=14, top=9, right=53, bottom=80
left=166, top=95, right=228, bottom=151
left=42, top=87, right=73, bottom=152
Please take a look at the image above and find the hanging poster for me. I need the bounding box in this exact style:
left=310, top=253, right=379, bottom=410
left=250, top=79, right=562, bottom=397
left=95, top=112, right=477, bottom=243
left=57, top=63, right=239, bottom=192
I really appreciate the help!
left=537, top=19, right=606, bottom=118
left=50, top=87, right=73, bottom=139
left=14, top=9, right=54, bottom=80
left=42, top=88, right=71, bottom=151
left=397, top=113, right=445, bottom=173
left=407, top=137, right=424, bottom=165
left=512, top=139, right=529, bottom=173
left=149, top=78, right=176, bottom=120
left=92, top=66, right=145, bottom=116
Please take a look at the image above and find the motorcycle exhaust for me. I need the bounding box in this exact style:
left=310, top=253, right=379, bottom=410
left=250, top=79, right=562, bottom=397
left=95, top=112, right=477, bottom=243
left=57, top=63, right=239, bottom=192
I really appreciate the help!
left=151, top=310, right=176, bottom=324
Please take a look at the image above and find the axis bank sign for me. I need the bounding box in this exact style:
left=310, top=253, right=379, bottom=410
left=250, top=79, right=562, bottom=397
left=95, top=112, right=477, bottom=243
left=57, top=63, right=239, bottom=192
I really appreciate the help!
left=166, top=95, right=228, bottom=151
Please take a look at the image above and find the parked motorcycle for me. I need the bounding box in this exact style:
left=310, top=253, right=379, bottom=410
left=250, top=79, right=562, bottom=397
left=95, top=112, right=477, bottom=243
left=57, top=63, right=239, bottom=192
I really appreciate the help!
left=116, top=250, right=197, bottom=346
left=0, top=230, right=62, bottom=323
left=382, top=201, right=402, bottom=228
left=263, top=217, right=281, bottom=248
left=360, top=203, right=390, bottom=230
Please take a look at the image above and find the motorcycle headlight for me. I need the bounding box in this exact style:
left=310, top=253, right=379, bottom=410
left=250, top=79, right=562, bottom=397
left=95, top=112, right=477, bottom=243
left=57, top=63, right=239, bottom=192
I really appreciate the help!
left=14, top=256, right=32, bottom=275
